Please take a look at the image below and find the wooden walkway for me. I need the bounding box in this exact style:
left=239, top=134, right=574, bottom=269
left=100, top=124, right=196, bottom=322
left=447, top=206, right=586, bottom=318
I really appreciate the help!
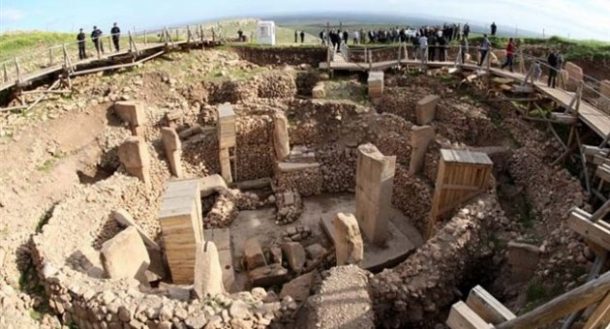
left=320, top=57, right=610, bottom=141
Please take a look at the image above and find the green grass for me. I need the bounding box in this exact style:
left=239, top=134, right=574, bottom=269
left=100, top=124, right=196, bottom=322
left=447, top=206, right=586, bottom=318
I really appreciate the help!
left=0, top=31, right=74, bottom=61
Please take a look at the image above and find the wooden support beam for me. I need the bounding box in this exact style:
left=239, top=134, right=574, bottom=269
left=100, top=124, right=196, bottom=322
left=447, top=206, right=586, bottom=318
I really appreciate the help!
left=567, top=209, right=610, bottom=251
left=447, top=301, right=494, bottom=329
left=495, top=272, right=610, bottom=329
left=583, top=292, right=610, bottom=329
left=466, top=285, right=516, bottom=325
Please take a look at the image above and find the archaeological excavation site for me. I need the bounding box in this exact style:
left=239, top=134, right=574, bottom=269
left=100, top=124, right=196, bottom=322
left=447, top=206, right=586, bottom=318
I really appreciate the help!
left=1, top=31, right=610, bottom=329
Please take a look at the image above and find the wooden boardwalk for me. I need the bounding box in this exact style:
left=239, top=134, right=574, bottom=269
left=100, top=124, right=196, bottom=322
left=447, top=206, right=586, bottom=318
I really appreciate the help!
left=321, top=57, right=610, bottom=141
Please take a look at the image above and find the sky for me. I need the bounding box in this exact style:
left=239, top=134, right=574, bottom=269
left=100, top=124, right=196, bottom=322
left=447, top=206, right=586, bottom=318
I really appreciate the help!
left=1, top=0, right=610, bottom=41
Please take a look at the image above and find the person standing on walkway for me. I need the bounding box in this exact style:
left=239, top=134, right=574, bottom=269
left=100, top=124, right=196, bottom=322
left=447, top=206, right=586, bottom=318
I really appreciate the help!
left=547, top=50, right=559, bottom=88
left=418, top=34, right=428, bottom=65
left=300, top=30, right=305, bottom=43
left=77, top=28, right=87, bottom=59
left=110, top=23, right=121, bottom=52
left=91, top=26, right=104, bottom=56
left=479, top=34, right=491, bottom=66
left=460, top=36, right=469, bottom=64
left=501, top=38, right=515, bottom=72
left=491, top=22, right=497, bottom=36
left=295, top=30, right=298, bottom=43
left=463, top=23, right=470, bottom=39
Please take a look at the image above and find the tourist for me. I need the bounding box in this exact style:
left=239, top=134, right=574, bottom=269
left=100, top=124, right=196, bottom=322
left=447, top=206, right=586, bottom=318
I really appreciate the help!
left=110, top=23, right=121, bottom=52
left=418, top=34, right=428, bottom=65
left=501, top=38, right=516, bottom=72
left=77, top=28, right=87, bottom=60
left=91, top=26, right=104, bottom=56
left=300, top=31, right=305, bottom=43
left=428, top=33, right=437, bottom=62
left=237, top=29, right=244, bottom=42
left=491, top=22, right=497, bottom=36
left=547, top=50, right=559, bottom=88
left=464, top=23, right=470, bottom=39
left=353, top=30, right=360, bottom=45
left=295, top=30, right=298, bottom=43
left=479, top=34, right=491, bottom=66
left=460, top=36, right=469, bottom=64
left=438, top=35, right=447, bottom=62
left=342, top=30, right=349, bottom=45
left=319, top=30, right=325, bottom=45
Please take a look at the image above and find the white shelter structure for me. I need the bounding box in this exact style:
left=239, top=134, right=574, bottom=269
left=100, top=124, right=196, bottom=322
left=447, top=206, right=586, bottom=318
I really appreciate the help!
left=256, top=21, right=276, bottom=46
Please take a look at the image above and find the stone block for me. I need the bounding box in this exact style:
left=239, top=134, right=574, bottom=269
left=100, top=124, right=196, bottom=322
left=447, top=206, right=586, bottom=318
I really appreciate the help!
left=355, top=143, right=396, bottom=246
left=367, top=71, right=384, bottom=98
left=194, top=241, right=225, bottom=298
left=408, top=125, right=435, bottom=175
left=112, top=209, right=158, bottom=250
left=333, top=213, right=364, bottom=266
left=248, top=264, right=289, bottom=287
left=273, top=112, right=291, bottom=161
left=243, top=238, right=266, bottom=271
left=565, top=61, right=583, bottom=91
left=312, top=82, right=326, bottom=99
left=115, top=101, right=146, bottom=136
left=280, top=272, right=314, bottom=302
left=161, top=127, right=183, bottom=178
left=507, top=241, right=541, bottom=282
left=200, top=174, right=228, bottom=197
left=305, top=243, right=327, bottom=260
left=204, top=228, right=235, bottom=291
left=118, top=136, right=151, bottom=188
left=101, top=227, right=150, bottom=285
left=281, top=242, right=306, bottom=273
left=416, top=95, right=440, bottom=125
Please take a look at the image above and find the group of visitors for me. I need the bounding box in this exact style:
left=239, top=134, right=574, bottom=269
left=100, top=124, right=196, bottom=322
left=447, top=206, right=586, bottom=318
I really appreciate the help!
left=294, top=30, right=306, bottom=43
left=76, top=23, right=121, bottom=59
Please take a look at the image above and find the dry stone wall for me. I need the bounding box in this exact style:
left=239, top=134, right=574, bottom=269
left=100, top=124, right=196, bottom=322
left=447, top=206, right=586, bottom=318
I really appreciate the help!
left=371, top=194, right=503, bottom=328
left=232, top=46, right=327, bottom=67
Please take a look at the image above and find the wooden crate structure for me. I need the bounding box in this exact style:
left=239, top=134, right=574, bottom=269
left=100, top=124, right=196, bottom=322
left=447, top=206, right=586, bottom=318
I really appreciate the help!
left=428, top=149, right=493, bottom=237
left=217, top=103, right=236, bottom=183
left=159, top=179, right=203, bottom=284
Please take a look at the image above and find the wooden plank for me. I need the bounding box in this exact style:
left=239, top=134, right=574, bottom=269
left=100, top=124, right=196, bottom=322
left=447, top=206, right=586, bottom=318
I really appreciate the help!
left=496, top=272, right=610, bottom=329
left=567, top=209, right=610, bottom=250
left=446, top=301, right=494, bottom=329
left=584, top=292, right=610, bottom=329
left=466, top=285, right=516, bottom=325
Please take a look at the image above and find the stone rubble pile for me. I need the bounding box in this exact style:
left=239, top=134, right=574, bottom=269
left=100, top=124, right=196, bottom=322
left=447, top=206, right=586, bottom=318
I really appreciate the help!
left=256, top=71, right=298, bottom=99
left=392, top=166, right=434, bottom=233
left=317, top=144, right=358, bottom=193
left=275, top=189, right=304, bottom=225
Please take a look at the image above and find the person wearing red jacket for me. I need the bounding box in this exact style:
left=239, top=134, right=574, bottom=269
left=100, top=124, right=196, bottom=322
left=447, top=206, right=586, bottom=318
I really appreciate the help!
left=501, top=38, right=516, bottom=72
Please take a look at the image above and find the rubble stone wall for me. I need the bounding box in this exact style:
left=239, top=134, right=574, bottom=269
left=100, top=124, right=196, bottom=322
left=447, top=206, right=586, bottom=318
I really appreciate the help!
left=370, top=194, right=503, bottom=328
left=236, top=115, right=275, bottom=181
left=232, top=46, right=327, bottom=67
left=392, top=167, right=433, bottom=233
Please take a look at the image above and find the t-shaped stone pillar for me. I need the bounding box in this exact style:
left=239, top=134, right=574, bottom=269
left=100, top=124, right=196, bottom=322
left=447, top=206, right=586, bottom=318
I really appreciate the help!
left=408, top=125, right=435, bottom=175
left=355, top=143, right=396, bottom=246
left=118, top=136, right=151, bottom=189
left=334, top=212, right=364, bottom=266
left=217, top=103, right=236, bottom=183
left=367, top=71, right=384, bottom=98
left=161, top=127, right=184, bottom=178
left=273, top=111, right=290, bottom=161
left=114, top=101, right=146, bottom=137
left=194, top=241, right=225, bottom=298
left=416, top=95, right=440, bottom=125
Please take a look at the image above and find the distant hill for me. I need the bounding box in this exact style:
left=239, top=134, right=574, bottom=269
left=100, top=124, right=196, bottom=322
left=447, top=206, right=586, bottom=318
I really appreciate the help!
left=268, top=12, right=542, bottom=38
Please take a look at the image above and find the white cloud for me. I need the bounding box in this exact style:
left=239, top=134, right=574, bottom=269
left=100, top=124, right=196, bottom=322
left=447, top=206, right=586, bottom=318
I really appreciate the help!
left=1, top=8, right=25, bottom=22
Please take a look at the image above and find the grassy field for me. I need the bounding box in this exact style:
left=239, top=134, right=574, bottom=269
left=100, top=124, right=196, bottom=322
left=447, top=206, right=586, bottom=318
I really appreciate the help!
left=0, top=31, right=74, bottom=62
left=211, top=19, right=319, bottom=45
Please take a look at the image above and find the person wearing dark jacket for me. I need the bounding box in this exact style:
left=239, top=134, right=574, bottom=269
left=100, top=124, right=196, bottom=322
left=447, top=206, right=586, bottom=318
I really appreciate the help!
left=110, top=23, right=120, bottom=52
left=491, top=22, right=497, bottom=36
left=300, top=30, right=305, bottom=43
left=463, top=23, right=470, bottom=39
left=438, top=35, right=447, bottom=61
left=547, top=50, right=559, bottom=88
left=91, top=26, right=104, bottom=55
left=77, top=28, right=87, bottom=59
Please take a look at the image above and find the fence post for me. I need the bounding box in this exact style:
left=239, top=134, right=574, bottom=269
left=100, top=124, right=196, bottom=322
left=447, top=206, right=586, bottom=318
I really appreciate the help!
left=200, top=25, right=204, bottom=44
left=49, top=48, right=54, bottom=66
left=175, top=29, right=179, bottom=41
left=187, top=25, right=192, bottom=44
left=369, top=50, right=372, bottom=70
left=3, top=63, right=8, bottom=83
left=14, top=57, right=21, bottom=83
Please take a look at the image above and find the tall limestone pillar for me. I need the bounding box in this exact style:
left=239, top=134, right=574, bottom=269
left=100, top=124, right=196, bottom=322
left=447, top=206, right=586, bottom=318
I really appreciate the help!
left=118, top=136, right=151, bottom=189
left=161, top=127, right=184, bottom=177
left=355, top=143, right=396, bottom=246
